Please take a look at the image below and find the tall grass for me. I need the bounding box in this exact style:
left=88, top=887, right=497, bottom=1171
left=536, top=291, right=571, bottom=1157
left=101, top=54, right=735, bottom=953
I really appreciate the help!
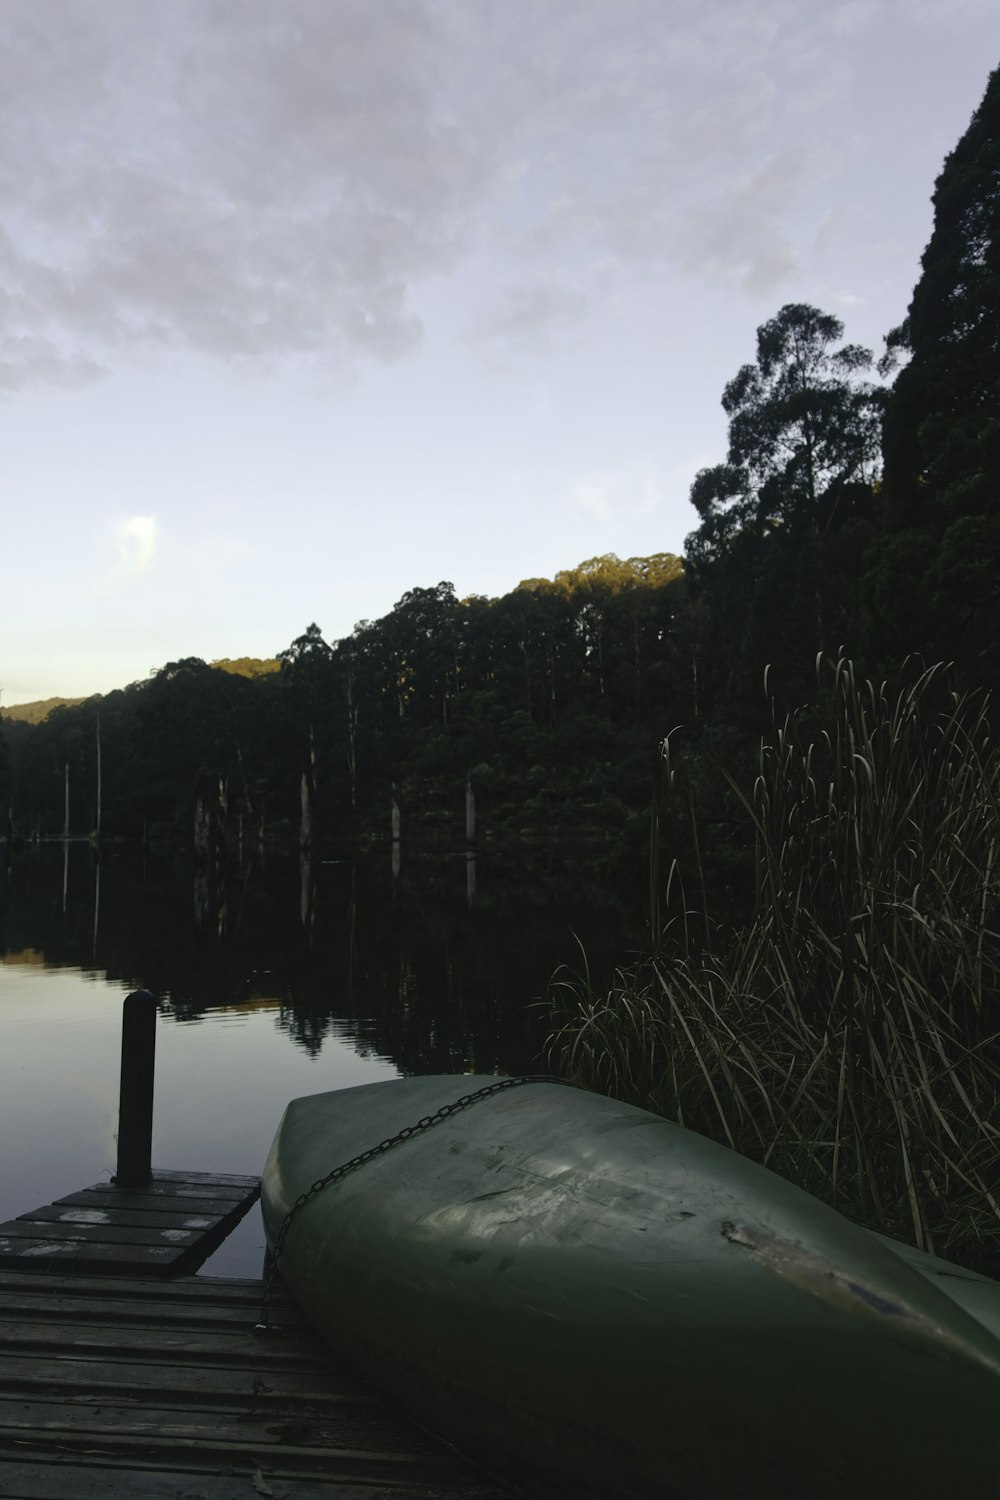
left=549, top=657, right=1000, bottom=1268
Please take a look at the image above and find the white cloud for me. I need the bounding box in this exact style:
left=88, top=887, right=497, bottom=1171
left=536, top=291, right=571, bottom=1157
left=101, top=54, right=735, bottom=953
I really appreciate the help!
left=115, top=516, right=157, bottom=576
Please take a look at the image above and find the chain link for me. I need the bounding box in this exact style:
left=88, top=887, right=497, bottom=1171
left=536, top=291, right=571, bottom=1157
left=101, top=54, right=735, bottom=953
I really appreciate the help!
left=254, top=1073, right=565, bottom=1332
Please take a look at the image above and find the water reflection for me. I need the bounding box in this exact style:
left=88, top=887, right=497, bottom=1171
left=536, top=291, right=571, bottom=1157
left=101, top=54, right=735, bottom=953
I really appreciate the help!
left=91, top=857, right=101, bottom=963
left=1, top=840, right=646, bottom=1079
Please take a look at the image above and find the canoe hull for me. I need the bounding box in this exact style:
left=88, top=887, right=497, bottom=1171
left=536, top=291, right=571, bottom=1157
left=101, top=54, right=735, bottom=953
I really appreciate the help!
left=262, top=1076, right=1000, bottom=1499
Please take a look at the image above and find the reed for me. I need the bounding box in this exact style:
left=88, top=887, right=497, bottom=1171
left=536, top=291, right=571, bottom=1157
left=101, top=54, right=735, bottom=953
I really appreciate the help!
left=549, top=657, right=1000, bottom=1267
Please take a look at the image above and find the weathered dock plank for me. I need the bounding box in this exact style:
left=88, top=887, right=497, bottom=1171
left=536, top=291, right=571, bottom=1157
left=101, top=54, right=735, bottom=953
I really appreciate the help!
left=0, top=1271, right=278, bottom=1304
left=2, top=1219, right=204, bottom=1248
left=0, top=1465, right=476, bottom=1500
left=58, top=1184, right=252, bottom=1207
left=0, top=1285, right=303, bottom=1330
left=0, top=1171, right=260, bottom=1275
left=0, top=1269, right=512, bottom=1499
left=0, top=1319, right=338, bottom=1366
left=0, top=1352, right=364, bottom=1404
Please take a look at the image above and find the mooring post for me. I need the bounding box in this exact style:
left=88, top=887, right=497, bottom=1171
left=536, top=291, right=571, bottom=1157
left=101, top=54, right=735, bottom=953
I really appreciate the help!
left=114, top=989, right=157, bottom=1189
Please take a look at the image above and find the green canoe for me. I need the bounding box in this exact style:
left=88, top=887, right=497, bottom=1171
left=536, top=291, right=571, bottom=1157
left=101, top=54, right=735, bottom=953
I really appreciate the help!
left=261, top=1075, right=1000, bottom=1499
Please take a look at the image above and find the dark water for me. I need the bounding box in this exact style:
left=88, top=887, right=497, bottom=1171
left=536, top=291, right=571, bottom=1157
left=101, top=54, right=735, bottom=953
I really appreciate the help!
left=0, top=839, right=647, bottom=1274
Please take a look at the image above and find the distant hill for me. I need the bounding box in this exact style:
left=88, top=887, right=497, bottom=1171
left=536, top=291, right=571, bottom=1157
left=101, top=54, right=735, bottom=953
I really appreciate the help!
left=211, top=657, right=281, bottom=678
left=1, top=659, right=279, bottom=725
left=2, top=696, right=91, bottom=724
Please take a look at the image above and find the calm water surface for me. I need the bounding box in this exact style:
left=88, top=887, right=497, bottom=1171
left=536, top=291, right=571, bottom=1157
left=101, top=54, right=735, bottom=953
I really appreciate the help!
left=0, top=840, right=645, bottom=1274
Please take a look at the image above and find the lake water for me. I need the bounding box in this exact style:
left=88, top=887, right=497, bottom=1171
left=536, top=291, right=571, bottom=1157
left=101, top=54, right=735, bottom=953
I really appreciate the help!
left=0, top=839, right=646, bottom=1275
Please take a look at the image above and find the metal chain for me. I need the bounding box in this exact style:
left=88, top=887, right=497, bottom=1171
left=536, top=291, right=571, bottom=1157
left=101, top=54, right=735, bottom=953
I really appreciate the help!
left=254, top=1073, right=566, bottom=1332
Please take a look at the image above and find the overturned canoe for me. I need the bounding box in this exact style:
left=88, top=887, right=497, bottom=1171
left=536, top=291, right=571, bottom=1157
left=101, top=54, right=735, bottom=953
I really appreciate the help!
left=261, top=1075, right=1000, bottom=1499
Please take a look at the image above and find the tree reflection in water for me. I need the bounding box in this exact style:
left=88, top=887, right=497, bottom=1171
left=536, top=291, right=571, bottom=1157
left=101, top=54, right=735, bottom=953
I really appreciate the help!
left=0, top=841, right=646, bottom=1079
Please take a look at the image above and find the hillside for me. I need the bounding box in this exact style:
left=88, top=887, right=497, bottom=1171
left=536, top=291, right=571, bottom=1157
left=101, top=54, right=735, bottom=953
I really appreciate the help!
left=2, top=659, right=279, bottom=726
left=2, top=696, right=91, bottom=724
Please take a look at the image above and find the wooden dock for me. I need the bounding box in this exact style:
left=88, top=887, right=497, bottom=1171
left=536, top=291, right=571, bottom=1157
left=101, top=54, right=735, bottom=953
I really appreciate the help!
left=0, top=995, right=515, bottom=1496
left=0, top=1170, right=261, bottom=1276
left=0, top=1264, right=511, bottom=1498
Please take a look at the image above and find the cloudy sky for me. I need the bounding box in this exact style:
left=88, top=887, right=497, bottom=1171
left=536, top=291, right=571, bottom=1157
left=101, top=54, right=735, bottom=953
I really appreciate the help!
left=2, top=1, right=998, bottom=705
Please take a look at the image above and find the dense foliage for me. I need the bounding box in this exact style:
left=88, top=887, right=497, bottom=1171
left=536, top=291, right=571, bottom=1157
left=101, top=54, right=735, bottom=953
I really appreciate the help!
left=1, top=555, right=687, bottom=847
left=871, top=64, right=1000, bottom=686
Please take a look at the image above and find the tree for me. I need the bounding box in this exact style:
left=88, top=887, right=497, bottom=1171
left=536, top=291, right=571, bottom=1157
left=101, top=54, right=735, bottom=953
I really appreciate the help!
left=687, top=304, right=884, bottom=562
left=388, top=583, right=461, bottom=726
left=278, top=625, right=337, bottom=845
left=683, top=305, right=885, bottom=720
left=550, top=554, right=683, bottom=717
left=493, top=580, right=575, bottom=725
left=278, top=624, right=334, bottom=686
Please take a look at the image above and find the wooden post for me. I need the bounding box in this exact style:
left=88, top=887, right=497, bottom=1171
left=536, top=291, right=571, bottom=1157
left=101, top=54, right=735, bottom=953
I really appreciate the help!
left=114, top=990, right=157, bottom=1189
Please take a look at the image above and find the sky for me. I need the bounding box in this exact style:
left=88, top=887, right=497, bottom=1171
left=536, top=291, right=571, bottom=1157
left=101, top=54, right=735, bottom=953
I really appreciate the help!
left=2, top=1, right=998, bottom=707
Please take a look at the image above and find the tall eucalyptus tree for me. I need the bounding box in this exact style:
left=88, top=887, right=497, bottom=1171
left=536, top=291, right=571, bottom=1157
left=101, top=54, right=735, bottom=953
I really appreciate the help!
left=688, top=303, right=884, bottom=560
left=685, top=304, right=884, bottom=715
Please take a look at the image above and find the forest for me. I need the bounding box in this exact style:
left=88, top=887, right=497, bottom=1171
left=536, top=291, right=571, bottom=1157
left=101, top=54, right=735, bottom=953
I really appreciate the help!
left=2, top=65, right=999, bottom=1264
left=0, top=553, right=687, bottom=851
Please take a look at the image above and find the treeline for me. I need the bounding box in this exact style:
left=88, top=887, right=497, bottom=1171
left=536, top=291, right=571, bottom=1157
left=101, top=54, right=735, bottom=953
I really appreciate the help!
left=2, top=64, right=999, bottom=855
left=0, top=554, right=687, bottom=847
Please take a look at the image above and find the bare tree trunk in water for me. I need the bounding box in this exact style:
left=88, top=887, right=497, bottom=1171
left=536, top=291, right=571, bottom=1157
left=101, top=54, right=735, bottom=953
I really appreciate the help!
left=300, top=723, right=316, bottom=849
left=94, top=710, right=102, bottom=840
left=299, top=772, right=312, bottom=850
left=345, top=658, right=357, bottom=810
